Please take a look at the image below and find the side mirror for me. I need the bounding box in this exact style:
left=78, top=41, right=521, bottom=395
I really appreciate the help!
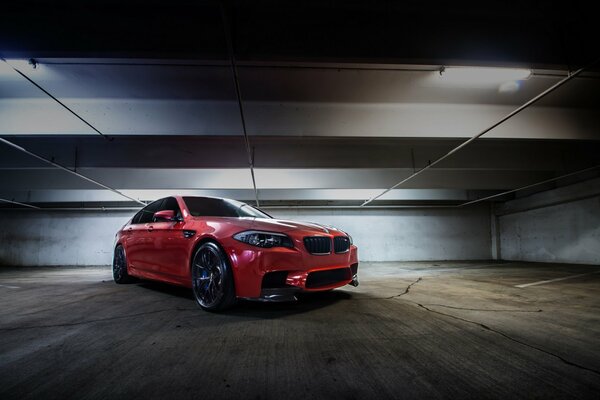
left=153, top=210, right=182, bottom=222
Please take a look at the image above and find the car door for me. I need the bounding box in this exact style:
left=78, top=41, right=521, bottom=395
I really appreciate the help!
left=149, top=197, right=189, bottom=280
left=130, top=199, right=164, bottom=274
left=122, top=208, right=146, bottom=275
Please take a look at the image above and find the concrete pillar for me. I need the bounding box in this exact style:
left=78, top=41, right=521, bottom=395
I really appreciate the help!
left=490, top=203, right=501, bottom=260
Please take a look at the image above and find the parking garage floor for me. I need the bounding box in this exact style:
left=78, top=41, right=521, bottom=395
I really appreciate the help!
left=1, top=261, right=599, bottom=399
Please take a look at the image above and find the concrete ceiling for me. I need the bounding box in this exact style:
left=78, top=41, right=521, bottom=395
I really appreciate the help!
left=2, top=1, right=597, bottom=66
left=1, top=61, right=599, bottom=139
left=0, top=1, right=599, bottom=209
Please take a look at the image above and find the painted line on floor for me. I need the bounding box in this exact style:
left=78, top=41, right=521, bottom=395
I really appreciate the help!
left=515, top=271, right=600, bottom=288
left=0, top=284, right=21, bottom=289
left=432, top=262, right=514, bottom=270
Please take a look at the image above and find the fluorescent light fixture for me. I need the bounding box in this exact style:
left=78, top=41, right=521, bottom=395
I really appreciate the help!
left=438, top=66, right=532, bottom=86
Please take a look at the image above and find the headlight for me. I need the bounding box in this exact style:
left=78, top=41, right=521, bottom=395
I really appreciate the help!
left=233, top=230, right=294, bottom=249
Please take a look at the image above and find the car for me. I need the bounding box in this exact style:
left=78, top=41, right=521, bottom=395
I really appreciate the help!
left=113, top=196, right=359, bottom=311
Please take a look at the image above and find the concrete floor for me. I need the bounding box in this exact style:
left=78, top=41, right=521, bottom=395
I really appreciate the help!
left=1, top=261, right=599, bottom=399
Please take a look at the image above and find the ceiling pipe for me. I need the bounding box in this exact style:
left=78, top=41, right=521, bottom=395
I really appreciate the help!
left=361, top=58, right=599, bottom=207
left=0, top=57, right=111, bottom=141
left=0, top=137, right=146, bottom=206
left=219, top=2, right=260, bottom=207
left=456, top=165, right=600, bottom=207
left=0, top=198, right=40, bottom=209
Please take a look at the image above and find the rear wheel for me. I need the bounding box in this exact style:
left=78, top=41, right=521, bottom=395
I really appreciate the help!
left=191, top=242, right=236, bottom=311
left=113, top=245, right=135, bottom=284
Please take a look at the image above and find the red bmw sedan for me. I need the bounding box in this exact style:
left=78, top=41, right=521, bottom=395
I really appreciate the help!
left=113, top=196, right=359, bottom=311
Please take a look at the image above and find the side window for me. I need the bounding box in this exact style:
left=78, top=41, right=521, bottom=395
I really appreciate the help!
left=131, top=210, right=144, bottom=224
left=138, top=199, right=164, bottom=224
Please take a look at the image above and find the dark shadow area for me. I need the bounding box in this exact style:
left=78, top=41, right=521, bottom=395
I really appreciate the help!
left=134, top=279, right=354, bottom=319
left=135, top=281, right=194, bottom=300
left=228, top=290, right=353, bottom=319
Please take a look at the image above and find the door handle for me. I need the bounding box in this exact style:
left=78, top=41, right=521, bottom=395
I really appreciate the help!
left=147, top=226, right=154, bottom=232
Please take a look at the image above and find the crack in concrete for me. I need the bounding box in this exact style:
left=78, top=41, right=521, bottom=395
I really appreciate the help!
left=413, top=301, right=600, bottom=377
left=0, top=307, right=197, bottom=332
left=386, top=277, right=422, bottom=299
left=355, top=275, right=596, bottom=375
left=422, top=304, right=543, bottom=313
left=353, top=277, right=423, bottom=300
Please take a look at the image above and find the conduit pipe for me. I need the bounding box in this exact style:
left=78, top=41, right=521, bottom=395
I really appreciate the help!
left=361, top=59, right=598, bottom=206
left=0, top=137, right=146, bottom=206
left=220, top=3, right=260, bottom=207
left=1, top=58, right=111, bottom=141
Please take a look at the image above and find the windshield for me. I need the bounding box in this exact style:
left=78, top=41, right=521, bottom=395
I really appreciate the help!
left=183, top=197, right=272, bottom=219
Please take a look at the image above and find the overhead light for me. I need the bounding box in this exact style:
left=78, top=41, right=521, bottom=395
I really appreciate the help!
left=438, top=66, right=532, bottom=87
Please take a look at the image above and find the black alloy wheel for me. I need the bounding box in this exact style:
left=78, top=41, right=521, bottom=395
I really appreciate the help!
left=191, top=242, right=236, bottom=311
left=113, top=245, right=135, bottom=284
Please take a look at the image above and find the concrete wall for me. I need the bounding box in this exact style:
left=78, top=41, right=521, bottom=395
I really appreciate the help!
left=0, top=205, right=491, bottom=266
left=4, top=179, right=598, bottom=266
left=270, top=206, right=491, bottom=262
left=0, top=211, right=132, bottom=267
left=497, top=178, right=600, bottom=265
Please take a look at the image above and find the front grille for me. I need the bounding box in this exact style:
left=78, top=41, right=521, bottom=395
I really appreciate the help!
left=303, top=236, right=331, bottom=255
left=306, top=268, right=352, bottom=288
left=334, top=236, right=350, bottom=253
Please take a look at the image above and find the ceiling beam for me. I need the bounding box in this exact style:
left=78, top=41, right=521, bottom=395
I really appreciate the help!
left=457, top=165, right=600, bottom=208
left=0, top=198, right=39, bottom=209
left=2, top=136, right=599, bottom=170
left=1, top=58, right=111, bottom=141
left=0, top=188, right=482, bottom=204
left=0, top=138, right=146, bottom=205
left=0, top=168, right=557, bottom=191
left=362, top=61, right=596, bottom=206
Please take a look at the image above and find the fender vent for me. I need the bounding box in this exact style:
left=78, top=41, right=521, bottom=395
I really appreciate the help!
left=262, top=271, right=289, bottom=288
left=306, top=268, right=352, bottom=288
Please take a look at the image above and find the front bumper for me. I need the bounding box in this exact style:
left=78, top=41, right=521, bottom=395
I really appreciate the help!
left=251, top=263, right=359, bottom=302
left=225, top=240, right=359, bottom=299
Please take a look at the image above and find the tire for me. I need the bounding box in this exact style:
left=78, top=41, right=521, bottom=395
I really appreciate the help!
left=191, top=242, right=236, bottom=311
left=113, top=245, right=135, bottom=284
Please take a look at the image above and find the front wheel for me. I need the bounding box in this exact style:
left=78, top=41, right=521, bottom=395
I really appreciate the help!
left=113, top=245, right=135, bottom=284
left=191, top=242, right=236, bottom=311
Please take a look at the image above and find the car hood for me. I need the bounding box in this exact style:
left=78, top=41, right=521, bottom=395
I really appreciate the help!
left=194, top=216, right=342, bottom=235
left=250, top=218, right=336, bottom=234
